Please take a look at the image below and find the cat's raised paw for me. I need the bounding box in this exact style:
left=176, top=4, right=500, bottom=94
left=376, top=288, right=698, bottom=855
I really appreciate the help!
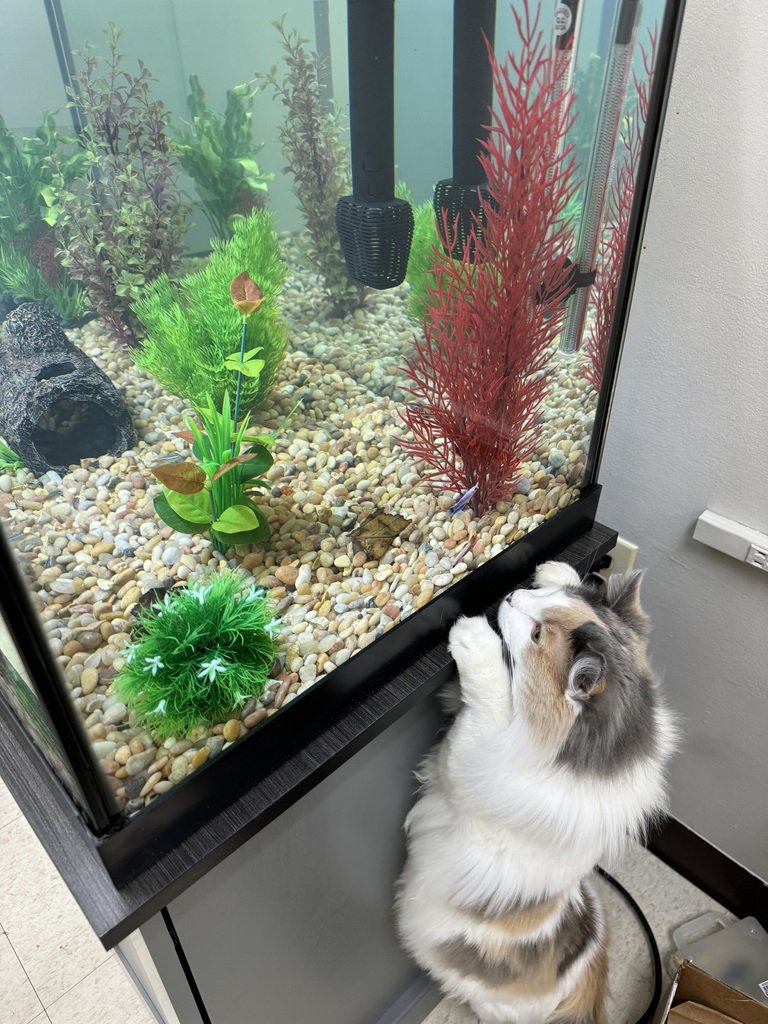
left=448, top=615, right=500, bottom=661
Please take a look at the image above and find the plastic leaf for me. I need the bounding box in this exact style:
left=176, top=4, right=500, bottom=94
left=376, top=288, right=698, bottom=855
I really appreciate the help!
left=211, top=450, right=270, bottom=482
left=211, top=503, right=261, bottom=533
left=229, top=271, right=264, bottom=316
left=224, top=357, right=265, bottom=378
left=164, top=487, right=213, bottom=525
left=152, top=461, right=206, bottom=493
left=154, top=492, right=210, bottom=534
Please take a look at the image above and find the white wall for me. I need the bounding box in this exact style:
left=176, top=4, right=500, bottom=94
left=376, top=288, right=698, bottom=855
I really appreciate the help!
left=599, top=0, right=768, bottom=880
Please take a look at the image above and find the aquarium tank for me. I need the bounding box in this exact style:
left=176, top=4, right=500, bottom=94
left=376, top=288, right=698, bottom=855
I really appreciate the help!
left=0, top=0, right=683, bottom=878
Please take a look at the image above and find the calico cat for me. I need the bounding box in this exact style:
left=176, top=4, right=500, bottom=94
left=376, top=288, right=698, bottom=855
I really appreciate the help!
left=396, top=561, right=678, bottom=1024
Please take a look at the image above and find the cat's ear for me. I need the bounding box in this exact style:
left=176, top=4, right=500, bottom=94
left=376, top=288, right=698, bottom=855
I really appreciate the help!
left=567, top=653, right=606, bottom=702
left=606, top=570, right=649, bottom=634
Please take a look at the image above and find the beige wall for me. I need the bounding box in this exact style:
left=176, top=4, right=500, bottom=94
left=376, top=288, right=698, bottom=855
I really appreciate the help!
left=599, top=0, right=768, bottom=879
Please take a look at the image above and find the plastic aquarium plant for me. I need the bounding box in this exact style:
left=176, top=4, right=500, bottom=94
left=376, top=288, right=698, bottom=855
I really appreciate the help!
left=115, top=571, right=280, bottom=738
left=151, top=273, right=275, bottom=551
left=175, top=75, right=273, bottom=240
left=400, top=1, right=579, bottom=513
left=262, top=19, right=365, bottom=316
left=0, top=242, right=88, bottom=323
left=45, top=25, right=189, bottom=346
left=0, top=113, right=88, bottom=321
left=396, top=183, right=447, bottom=324
left=583, top=33, right=657, bottom=391
left=0, top=438, right=23, bottom=472
left=133, top=209, right=286, bottom=412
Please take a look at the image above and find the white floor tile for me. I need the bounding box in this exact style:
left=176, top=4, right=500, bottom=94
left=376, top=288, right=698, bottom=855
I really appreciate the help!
left=0, top=776, right=21, bottom=830
left=45, top=956, right=155, bottom=1024
left=0, top=815, right=109, bottom=1007
left=0, top=933, right=45, bottom=1024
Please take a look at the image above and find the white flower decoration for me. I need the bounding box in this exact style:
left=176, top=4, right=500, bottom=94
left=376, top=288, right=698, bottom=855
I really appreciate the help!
left=264, top=617, right=280, bottom=639
left=125, top=646, right=136, bottom=664
left=196, top=657, right=227, bottom=683
left=143, top=656, right=165, bottom=677
left=189, top=582, right=210, bottom=605
left=243, top=585, right=266, bottom=603
left=153, top=699, right=167, bottom=715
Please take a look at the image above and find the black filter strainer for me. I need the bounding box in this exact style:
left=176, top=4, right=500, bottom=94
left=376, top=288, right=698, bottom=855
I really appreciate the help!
left=336, top=0, right=413, bottom=289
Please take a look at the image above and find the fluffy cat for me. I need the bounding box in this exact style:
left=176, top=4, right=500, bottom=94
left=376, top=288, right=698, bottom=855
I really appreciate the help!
left=396, top=561, right=678, bottom=1024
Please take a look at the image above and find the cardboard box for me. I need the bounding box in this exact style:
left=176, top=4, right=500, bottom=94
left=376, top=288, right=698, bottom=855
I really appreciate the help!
left=658, top=962, right=768, bottom=1024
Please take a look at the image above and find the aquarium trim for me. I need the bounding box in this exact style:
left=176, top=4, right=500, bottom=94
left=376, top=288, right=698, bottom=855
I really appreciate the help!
left=583, top=0, right=687, bottom=484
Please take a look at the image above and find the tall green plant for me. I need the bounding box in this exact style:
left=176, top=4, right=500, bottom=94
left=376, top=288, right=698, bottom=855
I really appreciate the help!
left=262, top=20, right=364, bottom=316
left=133, top=210, right=286, bottom=412
left=46, top=25, right=189, bottom=345
left=175, top=75, right=272, bottom=240
left=0, top=113, right=88, bottom=319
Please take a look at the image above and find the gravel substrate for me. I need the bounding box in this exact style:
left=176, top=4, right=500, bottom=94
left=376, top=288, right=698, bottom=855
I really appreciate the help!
left=0, top=237, right=598, bottom=812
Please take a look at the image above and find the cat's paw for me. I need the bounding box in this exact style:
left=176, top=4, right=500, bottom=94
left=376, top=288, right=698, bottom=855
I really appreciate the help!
left=535, top=560, right=581, bottom=589
left=448, top=615, right=501, bottom=663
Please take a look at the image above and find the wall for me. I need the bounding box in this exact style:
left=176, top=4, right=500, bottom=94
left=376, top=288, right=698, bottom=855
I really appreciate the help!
left=598, top=0, right=768, bottom=880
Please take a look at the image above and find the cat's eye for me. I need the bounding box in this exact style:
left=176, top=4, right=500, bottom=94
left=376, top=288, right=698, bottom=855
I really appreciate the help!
left=531, top=623, right=542, bottom=643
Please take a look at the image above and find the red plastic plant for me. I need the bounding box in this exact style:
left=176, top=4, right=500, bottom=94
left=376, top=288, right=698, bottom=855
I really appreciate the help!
left=583, top=33, right=657, bottom=391
left=400, top=1, right=579, bottom=513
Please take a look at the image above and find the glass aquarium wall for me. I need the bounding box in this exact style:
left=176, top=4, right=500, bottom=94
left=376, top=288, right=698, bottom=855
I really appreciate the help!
left=0, top=0, right=677, bottom=821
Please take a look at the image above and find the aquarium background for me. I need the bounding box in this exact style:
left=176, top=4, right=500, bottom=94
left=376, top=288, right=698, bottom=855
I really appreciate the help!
left=0, top=0, right=669, bottom=821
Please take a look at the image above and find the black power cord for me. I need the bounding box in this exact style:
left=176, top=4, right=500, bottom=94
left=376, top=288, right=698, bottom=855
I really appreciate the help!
left=597, top=866, right=663, bottom=1024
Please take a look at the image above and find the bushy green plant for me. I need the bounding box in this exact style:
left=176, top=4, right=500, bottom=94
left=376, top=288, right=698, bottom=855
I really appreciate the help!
left=175, top=75, right=272, bottom=240
left=152, top=390, right=274, bottom=551
left=0, top=112, right=84, bottom=246
left=396, top=183, right=442, bottom=323
left=0, top=113, right=88, bottom=319
left=0, top=242, right=88, bottom=322
left=46, top=25, right=189, bottom=346
left=115, top=571, right=280, bottom=738
left=262, top=20, right=365, bottom=316
left=133, top=210, right=286, bottom=411
left=0, top=438, right=23, bottom=472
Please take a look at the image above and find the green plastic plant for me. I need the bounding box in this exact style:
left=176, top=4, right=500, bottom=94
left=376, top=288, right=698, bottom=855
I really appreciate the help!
left=0, top=242, right=88, bottom=322
left=396, top=183, right=442, bottom=323
left=0, top=112, right=84, bottom=247
left=46, top=25, right=189, bottom=345
left=175, top=75, right=272, bottom=240
left=0, top=438, right=23, bottom=472
left=133, top=209, right=286, bottom=412
left=0, top=113, right=88, bottom=319
left=150, top=271, right=277, bottom=551
left=152, top=389, right=274, bottom=551
left=115, top=571, right=280, bottom=738
left=262, top=19, right=365, bottom=316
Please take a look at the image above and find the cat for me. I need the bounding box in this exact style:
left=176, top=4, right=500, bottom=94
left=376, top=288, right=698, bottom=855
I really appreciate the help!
left=396, top=561, right=678, bottom=1024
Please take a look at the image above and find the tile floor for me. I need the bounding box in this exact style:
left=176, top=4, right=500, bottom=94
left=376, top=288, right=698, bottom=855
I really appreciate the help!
left=0, top=770, right=734, bottom=1024
left=0, top=777, right=154, bottom=1024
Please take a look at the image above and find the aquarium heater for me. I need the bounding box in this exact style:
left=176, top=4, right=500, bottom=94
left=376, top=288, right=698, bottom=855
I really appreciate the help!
left=434, top=0, right=497, bottom=262
left=336, top=0, right=414, bottom=290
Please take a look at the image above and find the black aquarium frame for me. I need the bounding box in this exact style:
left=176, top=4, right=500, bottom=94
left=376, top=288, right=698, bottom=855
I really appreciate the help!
left=0, top=0, right=686, bottom=884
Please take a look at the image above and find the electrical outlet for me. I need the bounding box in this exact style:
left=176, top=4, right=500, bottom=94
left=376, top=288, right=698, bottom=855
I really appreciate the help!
left=599, top=536, right=639, bottom=579
left=746, top=544, right=768, bottom=571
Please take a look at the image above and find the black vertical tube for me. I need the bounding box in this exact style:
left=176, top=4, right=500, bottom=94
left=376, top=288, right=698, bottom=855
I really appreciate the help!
left=452, top=0, right=496, bottom=186
left=347, top=0, right=395, bottom=202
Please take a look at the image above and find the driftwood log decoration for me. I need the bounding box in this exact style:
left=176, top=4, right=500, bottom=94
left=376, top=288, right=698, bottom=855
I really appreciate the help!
left=0, top=303, right=136, bottom=476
